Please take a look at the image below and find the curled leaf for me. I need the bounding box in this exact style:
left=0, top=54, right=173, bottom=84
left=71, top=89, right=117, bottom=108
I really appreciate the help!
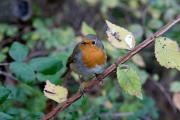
left=44, top=80, right=68, bottom=103
left=106, top=20, right=135, bottom=50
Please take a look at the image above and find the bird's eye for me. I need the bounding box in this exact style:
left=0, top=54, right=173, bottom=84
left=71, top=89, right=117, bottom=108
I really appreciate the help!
left=92, top=41, right=96, bottom=44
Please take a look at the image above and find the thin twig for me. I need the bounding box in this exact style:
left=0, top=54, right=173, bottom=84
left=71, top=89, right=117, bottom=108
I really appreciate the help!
left=27, top=50, right=49, bottom=59
left=0, top=71, right=17, bottom=80
left=151, top=80, right=177, bottom=112
left=26, top=43, right=75, bottom=61
left=42, top=15, right=180, bottom=120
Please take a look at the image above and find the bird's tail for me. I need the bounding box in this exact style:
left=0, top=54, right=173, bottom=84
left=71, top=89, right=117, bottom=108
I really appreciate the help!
left=61, top=68, right=70, bottom=78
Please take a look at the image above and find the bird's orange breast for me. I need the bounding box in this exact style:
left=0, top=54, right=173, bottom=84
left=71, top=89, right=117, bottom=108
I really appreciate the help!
left=80, top=44, right=106, bottom=68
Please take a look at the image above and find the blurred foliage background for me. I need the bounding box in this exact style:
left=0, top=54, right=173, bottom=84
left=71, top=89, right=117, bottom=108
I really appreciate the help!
left=0, top=0, right=180, bottom=120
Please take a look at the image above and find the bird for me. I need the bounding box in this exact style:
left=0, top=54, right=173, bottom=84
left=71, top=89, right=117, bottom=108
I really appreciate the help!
left=61, top=34, right=107, bottom=90
left=0, top=0, right=31, bottom=22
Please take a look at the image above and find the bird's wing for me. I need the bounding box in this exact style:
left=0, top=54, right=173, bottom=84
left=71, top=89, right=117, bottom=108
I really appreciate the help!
left=66, top=43, right=80, bottom=68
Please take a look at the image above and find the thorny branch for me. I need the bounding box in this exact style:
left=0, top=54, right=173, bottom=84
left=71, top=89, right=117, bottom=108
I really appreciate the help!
left=42, top=15, right=180, bottom=120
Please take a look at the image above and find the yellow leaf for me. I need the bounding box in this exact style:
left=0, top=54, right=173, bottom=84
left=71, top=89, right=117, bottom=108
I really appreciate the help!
left=155, top=37, right=180, bottom=71
left=106, top=20, right=136, bottom=50
left=44, top=80, right=68, bottom=103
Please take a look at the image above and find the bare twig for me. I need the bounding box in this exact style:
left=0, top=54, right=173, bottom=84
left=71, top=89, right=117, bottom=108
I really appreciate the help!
left=0, top=71, right=17, bottom=80
left=42, top=15, right=180, bottom=120
left=27, top=50, right=49, bottom=60
left=151, top=80, right=177, bottom=112
left=26, top=43, right=75, bottom=61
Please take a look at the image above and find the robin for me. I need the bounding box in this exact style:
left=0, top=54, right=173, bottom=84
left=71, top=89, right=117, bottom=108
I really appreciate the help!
left=61, top=34, right=107, bottom=90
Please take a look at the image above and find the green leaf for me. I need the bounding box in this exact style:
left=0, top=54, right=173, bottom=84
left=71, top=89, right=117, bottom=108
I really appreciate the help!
left=117, top=65, right=143, bottom=99
left=33, top=18, right=53, bottom=29
left=0, top=53, right=6, bottom=63
left=81, top=22, right=96, bottom=35
left=103, top=41, right=127, bottom=60
left=120, top=99, right=143, bottom=112
left=36, top=71, right=62, bottom=84
left=0, top=86, right=11, bottom=104
left=0, top=24, right=18, bottom=37
left=6, top=26, right=18, bottom=37
left=148, top=19, right=163, bottom=29
left=31, top=112, right=44, bottom=120
left=139, top=70, right=148, bottom=84
left=163, top=8, right=177, bottom=22
left=0, top=24, right=7, bottom=33
left=129, top=24, right=143, bottom=43
left=52, top=27, right=74, bottom=45
left=170, top=81, right=180, bottom=92
left=101, top=0, right=119, bottom=13
left=155, top=37, right=180, bottom=70
left=10, top=62, right=35, bottom=83
left=0, top=112, right=13, bottom=120
left=51, top=50, right=72, bottom=66
left=0, top=112, right=12, bottom=120
left=9, top=42, right=29, bottom=62
left=29, top=57, right=62, bottom=74
left=44, top=27, right=75, bottom=49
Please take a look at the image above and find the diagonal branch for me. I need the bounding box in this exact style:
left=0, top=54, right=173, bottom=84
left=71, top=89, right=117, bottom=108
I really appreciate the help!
left=42, top=15, right=180, bottom=120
